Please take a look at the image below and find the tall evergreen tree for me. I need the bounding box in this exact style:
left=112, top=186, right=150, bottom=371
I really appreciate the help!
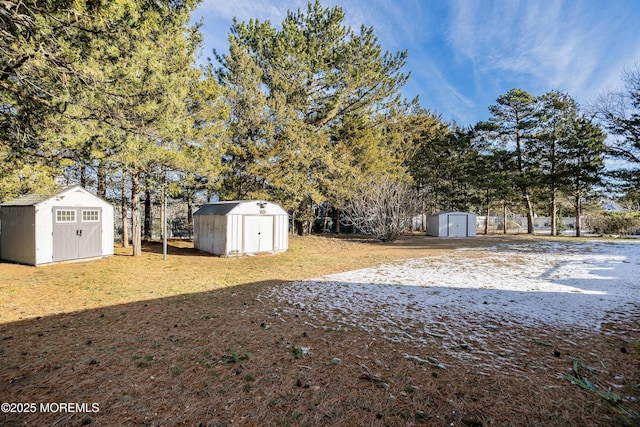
left=561, top=117, right=606, bottom=237
left=217, top=1, right=409, bottom=224
left=1, top=0, right=210, bottom=257
left=1, top=1, right=203, bottom=199
left=409, top=121, right=477, bottom=213
left=470, top=133, right=518, bottom=234
left=217, top=37, right=272, bottom=200
left=534, top=90, right=579, bottom=235
left=86, top=2, right=203, bottom=255
left=1, top=0, right=104, bottom=199
left=486, top=89, right=538, bottom=233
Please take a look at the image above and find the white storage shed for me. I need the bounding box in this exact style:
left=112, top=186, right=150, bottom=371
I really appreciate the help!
left=427, top=212, right=477, bottom=237
left=193, top=200, right=288, bottom=256
left=0, top=185, right=114, bottom=266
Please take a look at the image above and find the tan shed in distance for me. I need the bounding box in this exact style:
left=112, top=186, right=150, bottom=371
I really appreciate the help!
left=193, top=201, right=288, bottom=256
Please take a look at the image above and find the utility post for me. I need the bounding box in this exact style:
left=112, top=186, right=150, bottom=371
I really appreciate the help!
left=162, top=167, right=168, bottom=261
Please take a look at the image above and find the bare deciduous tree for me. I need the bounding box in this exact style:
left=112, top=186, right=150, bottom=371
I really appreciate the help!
left=342, top=179, right=419, bottom=242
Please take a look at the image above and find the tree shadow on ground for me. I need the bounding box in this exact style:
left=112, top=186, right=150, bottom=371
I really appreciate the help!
left=1, top=236, right=638, bottom=426
left=1, top=276, right=638, bottom=426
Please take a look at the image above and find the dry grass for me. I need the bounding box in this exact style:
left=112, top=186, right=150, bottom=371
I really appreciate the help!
left=0, top=234, right=638, bottom=426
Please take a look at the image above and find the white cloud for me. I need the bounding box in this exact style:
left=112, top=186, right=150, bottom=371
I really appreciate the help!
left=405, top=55, right=477, bottom=124
left=195, top=0, right=298, bottom=23
left=194, top=0, right=640, bottom=124
left=445, top=0, right=640, bottom=114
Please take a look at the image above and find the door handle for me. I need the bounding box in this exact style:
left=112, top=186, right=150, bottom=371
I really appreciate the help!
left=77, top=229, right=83, bottom=237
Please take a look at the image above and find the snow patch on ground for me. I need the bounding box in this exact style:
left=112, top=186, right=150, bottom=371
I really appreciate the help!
left=266, top=239, right=639, bottom=371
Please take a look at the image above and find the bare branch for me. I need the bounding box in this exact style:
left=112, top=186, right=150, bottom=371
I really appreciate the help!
left=342, top=179, right=419, bottom=242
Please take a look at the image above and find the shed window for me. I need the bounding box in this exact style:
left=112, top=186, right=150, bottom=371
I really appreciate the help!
left=56, top=210, right=76, bottom=223
left=82, top=210, right=100, bottom=222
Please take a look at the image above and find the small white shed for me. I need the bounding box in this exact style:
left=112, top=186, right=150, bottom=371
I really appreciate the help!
left=0, top=185, right=114, bottom=265
left=193, top=200, right=288, bottom=256
left=427, top=212, right=477, bottom=237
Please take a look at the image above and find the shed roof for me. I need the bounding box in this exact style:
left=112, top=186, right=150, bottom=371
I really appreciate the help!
left=194, top=200, right=287, bottom=216
left=0, top=185, right=107, bottom=207
left=429, top=211, right=475, bottom=216
left=1, top=193, right=50, bottom=206
left=194, top=201, right=244, bottom=216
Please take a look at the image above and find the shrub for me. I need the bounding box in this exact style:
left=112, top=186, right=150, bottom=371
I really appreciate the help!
left=342, top=179, right=419, bottom=242
left=587, top=212, right=640, bottom=235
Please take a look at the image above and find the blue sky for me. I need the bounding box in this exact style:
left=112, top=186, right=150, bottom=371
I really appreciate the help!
left=192, top=0, right=640, bottom=126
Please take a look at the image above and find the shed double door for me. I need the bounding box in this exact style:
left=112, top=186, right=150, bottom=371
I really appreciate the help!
left=243, top=215, right=274, bottom=253
left=447, top=214, right=468, bottom=237
left=52, top=207, right=102, bottom=262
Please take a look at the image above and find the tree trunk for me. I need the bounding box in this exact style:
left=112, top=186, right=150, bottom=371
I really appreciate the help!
left=550, top=134, right=557, bottom=236
left=160, top=170, right=168, bottom=242
left=144, top=187, right=152, bottom=240
left=524, top=193, right=535, bottom=234
left=80, top=162, right=87, bottom=188
left=97, top=162, right=106, bottom=199
left=131, top=170, right=142, bottom=256
left=160, top=187, right=166, bottom=242
left=121, top=170, right=129, bottom=248
left=484, top=203, right=489, bottom=235
left=503, top=202, right=508, bottom=234
left=334, top=207, right=341, bottom=234
left=187, top=190, right=194, bottom=239
left=515, top=128, right=534, bottom=234
left=550, top=187, right=557, bottom=236
left=575, top=194, right=582, bottom=238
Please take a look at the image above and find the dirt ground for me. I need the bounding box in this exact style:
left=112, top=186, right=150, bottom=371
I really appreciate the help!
left=0, top=234, right=638, bottom=426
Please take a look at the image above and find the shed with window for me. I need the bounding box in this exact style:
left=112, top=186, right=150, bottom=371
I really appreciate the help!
left=193, top=200, right=288, bottom=256
left=0, top=185, right=114, bottom=266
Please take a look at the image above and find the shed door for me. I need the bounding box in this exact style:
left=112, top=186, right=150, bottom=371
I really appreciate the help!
left=447, top=214, right=467, bottom=237
left=52, top=208, right=102, bottom=262
left=79, top=209, right=102, bottom=258
left=244, top=215, right=274, bottom=253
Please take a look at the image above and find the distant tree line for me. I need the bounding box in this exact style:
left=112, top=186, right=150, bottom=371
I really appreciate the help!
left=2, top=1, right=639, bottom=247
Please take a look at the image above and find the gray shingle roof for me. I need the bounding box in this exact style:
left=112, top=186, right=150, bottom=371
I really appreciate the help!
left=194, top=201, right=243, bottom=216
left=0, top=185, right=80, bottom=206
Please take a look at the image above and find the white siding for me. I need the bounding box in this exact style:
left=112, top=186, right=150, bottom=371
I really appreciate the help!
left=193, top=201, right=289, bottom=256
left=34, top=205, right=53, bottom=264
left=37, top=187, right=113, bottom=264
left=102, top=205, right=114, bottom=257
left=194, top=214, right=227, bottom=255
left=467, top=214, right=477, bottom=236
left=274, top=214, right=288, bottom=252
left=227, top=214, right=242, bottom=255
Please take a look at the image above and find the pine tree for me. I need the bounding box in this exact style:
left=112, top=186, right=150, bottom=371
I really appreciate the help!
left=534, top=90, right=579, bottom=235
left=217, top=1, right=409, bottom=226
left=487, top=89, right=538, bottom=233
left=561, top=117, right=606, bottom=237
